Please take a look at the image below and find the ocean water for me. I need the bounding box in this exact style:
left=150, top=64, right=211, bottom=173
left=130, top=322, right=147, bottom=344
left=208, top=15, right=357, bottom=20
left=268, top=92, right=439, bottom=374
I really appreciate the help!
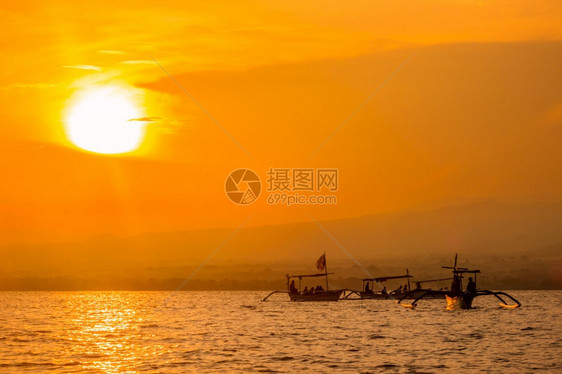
left=0, top=291, right=560, bottom=373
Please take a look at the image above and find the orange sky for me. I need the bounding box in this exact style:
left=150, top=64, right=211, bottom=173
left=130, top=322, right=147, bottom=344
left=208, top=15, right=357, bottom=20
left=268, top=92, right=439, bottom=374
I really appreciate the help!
left=1, top=0, right=562, bottom=244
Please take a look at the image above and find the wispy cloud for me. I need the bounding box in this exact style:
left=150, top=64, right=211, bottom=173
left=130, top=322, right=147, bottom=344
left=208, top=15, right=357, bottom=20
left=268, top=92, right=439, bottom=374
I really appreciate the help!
left=128, top=116, right=162, bottom=122
left=63, top=65, right=102, bottom=71
left=120, top=60, right=153, bottom=65
left=97, top=50, right=126, bottom=55
left=0, top=83, right=56, bottom=90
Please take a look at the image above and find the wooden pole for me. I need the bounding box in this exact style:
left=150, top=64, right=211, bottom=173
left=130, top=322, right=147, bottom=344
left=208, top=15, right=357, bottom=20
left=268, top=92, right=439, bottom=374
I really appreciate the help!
left=406, top=268, right=410, bottom=292
left=323, top=252, right=329, bottom=291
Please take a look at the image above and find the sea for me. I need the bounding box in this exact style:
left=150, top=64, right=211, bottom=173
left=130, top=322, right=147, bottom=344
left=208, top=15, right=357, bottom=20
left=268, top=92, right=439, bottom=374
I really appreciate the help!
left=0, top=291, right=560, bottom=373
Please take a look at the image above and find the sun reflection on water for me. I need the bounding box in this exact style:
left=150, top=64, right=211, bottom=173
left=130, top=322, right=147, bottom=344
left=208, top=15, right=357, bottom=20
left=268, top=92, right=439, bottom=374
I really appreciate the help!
left=64, top=292, right=164, bottom=373
left=0, top=291, right=558, bottom=373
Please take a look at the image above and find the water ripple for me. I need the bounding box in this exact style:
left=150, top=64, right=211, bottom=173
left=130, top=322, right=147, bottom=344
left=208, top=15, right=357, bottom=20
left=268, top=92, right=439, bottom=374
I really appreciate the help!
left=0, top=291, right=559, bottom=373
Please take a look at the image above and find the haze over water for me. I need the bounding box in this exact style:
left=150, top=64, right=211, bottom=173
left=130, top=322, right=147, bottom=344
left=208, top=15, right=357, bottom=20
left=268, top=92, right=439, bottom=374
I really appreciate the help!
left=1, top=291, right=559, bottom=373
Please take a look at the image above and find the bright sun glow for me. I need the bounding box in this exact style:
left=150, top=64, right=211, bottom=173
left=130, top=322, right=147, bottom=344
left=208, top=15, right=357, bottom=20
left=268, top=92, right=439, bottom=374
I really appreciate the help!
left=65, top=85, right=146, bottom=154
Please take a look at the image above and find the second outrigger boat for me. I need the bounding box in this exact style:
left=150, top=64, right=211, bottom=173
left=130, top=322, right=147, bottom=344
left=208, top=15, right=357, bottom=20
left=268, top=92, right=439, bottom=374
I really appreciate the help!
left=360, top=273, right=413, bottom=299
left=342, top=271, right=413, bottom=300
left=342, top=270, right=448, bottom=300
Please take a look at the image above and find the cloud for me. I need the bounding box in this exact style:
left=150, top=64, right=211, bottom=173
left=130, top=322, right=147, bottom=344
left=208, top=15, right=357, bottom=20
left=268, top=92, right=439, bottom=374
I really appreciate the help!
left=63, top=65, right=102, bottom=71
left=0, top=83, right=56, bottom=90
left=128, top=116, right=162, bottom=122
left=120, top=60, right=153, bottom=65
left=97, top=50, right=126, bottom=55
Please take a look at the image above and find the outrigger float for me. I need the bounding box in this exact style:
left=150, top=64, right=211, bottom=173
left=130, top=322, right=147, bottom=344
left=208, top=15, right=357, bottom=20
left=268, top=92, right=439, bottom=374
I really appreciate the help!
left=398, top=255, right=521, bottom=310
left=263, top=253, right=344, bottom=302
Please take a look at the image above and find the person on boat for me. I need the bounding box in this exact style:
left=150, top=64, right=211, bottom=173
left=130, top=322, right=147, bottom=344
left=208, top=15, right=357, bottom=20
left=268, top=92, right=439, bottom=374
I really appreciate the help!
left=382, top=286, right=388, bottom=297
left=466, top=277, right=476, bottom=295
left=364, top=282, right=372, bottom=294
left=394, top=285, right=402, bottom=294
left=403, top=284, right=408, bottom=292
left=289, top=280, right=297, bottom=294
left=451, top=275, right=462, bottom=296
left=315, top=285, right=324, bottom=292
left=416, top=282, right=422, bottom=290
left=303, top=286, right=308, bottom=294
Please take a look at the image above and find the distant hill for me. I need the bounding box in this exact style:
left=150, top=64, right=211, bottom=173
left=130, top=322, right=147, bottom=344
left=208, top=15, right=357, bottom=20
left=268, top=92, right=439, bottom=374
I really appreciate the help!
left=217, top=200, right=562, bottom=263
left=1, top=200, right=561, bottom=290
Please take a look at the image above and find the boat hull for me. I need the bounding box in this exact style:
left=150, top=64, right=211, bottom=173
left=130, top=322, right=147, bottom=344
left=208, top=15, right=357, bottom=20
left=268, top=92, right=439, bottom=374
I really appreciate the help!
left=446, top=293, right=475, bottom=310
left=289, top=290, right=343, bottom=302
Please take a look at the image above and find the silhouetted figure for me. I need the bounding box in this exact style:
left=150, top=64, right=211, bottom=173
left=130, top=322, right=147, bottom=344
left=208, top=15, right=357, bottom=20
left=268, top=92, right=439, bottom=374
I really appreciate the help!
left=315, top=285, right=324, bottom=292
left=416, top=282, right=422, bottom=290
left=382, top=286, right=388, bottom=297
left=451, top=275, right=462, bottom=296
left=289, top=280, right=297, bottom=294
left=303, top=286, right=308, bottom=294
left=403, top=284, right=408, bottom=292
left=395, top=285, right=402, bottom=294
left=364, top=282, right=372, bottom=294
left=467, top=277, right=476, bottom=295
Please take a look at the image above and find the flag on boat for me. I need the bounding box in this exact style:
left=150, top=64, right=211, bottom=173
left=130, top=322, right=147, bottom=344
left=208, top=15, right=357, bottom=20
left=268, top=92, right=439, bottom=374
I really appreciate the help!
left=316, top=253, right=326, bottom=271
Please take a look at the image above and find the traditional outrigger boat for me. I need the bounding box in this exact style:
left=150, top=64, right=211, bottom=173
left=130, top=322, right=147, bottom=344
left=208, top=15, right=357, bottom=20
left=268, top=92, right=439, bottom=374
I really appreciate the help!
left=284, top=273, right=343, bottom=301
left=342, top=270, right=448, bottom=300
left=341, top=271, right=413, bottom=300
left=262, top=253, right=344, bottom=302
left=361, top=273, right=413, bottom=299
left=398, top=255, right=521, bottom=310
left=404, top=277, right=453, bottom=299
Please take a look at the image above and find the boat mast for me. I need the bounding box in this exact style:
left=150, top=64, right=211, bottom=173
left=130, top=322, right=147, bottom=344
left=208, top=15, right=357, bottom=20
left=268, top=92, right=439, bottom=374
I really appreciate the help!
left=406, top=268, right=411, bottom=292
left=324, top=252, right=329, bottom=291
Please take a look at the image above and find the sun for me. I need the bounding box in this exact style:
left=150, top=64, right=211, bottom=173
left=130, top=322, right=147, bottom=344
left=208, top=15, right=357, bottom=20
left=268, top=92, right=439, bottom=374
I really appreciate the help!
left=64, top=85, right=147, bottom=154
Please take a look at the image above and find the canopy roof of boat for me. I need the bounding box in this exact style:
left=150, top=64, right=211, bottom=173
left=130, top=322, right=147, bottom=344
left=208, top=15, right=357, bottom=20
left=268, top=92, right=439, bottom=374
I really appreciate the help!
left=456, top=269, right=481, bottom=274
left=441, top=267, right=481, bottom=274
left=415, top=277, right=452, bottom=284
left=286, top=273, right=334, bottom=279
left=363, top=274, right=413, bottom=282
